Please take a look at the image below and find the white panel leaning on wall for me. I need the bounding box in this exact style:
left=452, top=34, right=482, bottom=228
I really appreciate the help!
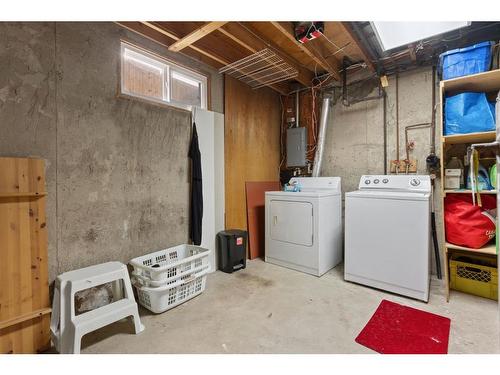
left=192, top=107, right=225, bottom=272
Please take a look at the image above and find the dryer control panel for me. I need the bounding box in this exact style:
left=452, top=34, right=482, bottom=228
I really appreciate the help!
left=289, top=177, right=341, bottom=193
left=358, top=175, right=431, bottom=193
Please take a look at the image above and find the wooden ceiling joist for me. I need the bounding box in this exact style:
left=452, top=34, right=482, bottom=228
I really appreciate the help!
left=217, top=26, right=257, bottom=54
left=168, top=21, right=228, bottom=52
left=270, top=21, right=341, bottom=81
left=141, top=21, right=230, bottom=65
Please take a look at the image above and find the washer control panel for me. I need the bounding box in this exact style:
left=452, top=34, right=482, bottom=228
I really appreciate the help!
left=359, top=175, right=430, bottom=192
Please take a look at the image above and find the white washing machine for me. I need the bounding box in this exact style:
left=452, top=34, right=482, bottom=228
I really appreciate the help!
left=265, top=177, right=342, bottom=276
left=344, top=175, right=431, bottom=302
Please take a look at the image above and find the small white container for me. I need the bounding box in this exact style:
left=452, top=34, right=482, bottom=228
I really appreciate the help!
left=445, top=168, right=462, bottom=189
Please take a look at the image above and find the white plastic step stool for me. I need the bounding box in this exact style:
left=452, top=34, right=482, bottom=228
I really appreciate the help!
left=50, top=261, right=145, bottom=354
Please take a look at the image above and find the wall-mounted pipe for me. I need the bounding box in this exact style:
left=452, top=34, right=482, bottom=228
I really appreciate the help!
left=430, top=65, right=437, bottom=155
left=383, top=90, right=388, bottom=174
left=404, top=122, right=432, bottom=162
left=395, top=73, right=400, bottom=164
left=312, top=97, right=331, bottom=177
left=403, top=68, right=438, bottom=164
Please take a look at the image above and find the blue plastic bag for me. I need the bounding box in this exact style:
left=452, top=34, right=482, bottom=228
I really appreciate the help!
left=439, top=41, right=493, bottom=80
left=444, top=92, right=496, bottom=135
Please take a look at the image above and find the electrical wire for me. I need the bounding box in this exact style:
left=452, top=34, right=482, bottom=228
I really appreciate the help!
left=307, top=22, right=357, bottom=62
left=311, top=87, right=318, bottom=146
left=308, top=42, right=338, bottom=74
left=324, top=42, right=352, bottom=59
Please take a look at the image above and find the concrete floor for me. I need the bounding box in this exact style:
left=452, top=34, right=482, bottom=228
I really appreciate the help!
left=81, top=259, right=499, bottom=354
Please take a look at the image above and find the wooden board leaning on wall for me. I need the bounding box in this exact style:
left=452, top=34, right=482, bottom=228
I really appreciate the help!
left=0, top=157, right=51, bottom=353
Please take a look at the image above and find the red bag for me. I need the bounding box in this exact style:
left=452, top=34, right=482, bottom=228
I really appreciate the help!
left=444, top=194, right=496, bottom=249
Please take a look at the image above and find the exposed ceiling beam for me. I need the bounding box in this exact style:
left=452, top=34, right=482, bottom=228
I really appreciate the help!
left=218, top=26, right=257, bottom=54
left=339, top=22, right=376, bottom=72
left=221, top=23, right=316, bottom=87
left=141, top=21, right=230, bottom=65
left=168, top=22, right=228, bottom=52
left=270, top=21, right=340, bottom=81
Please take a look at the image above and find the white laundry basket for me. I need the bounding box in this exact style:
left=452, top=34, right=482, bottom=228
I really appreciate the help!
left=134, top=272, right=208, bottom=313
left=130, top=244, right=210, bottom=313
left=130, top=244, right=210, bottom=283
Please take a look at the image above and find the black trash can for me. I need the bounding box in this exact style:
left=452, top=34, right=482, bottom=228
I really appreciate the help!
left=216, top=229, right=247, bottom=273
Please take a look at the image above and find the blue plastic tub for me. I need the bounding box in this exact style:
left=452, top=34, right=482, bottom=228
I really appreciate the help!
left=444, top=92, right=496, bottom=135
left=439, top=41, right=493, bottom=80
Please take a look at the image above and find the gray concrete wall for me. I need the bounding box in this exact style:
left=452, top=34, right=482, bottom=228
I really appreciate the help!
left=321, top=67, right=445, bottom=274
left=0, top=22, right=223, bottom=282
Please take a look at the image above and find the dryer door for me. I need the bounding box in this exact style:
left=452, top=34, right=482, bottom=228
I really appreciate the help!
left=269, top=200, right=313, bottom=246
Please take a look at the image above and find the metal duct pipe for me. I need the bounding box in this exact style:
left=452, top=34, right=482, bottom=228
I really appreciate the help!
left=295, top=91, right=300, bottom=128
left=312, top=97, right=331, bottom=177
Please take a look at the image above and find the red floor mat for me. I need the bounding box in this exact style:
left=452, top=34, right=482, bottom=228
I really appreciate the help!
left=355, top=300, right=451, bottom=354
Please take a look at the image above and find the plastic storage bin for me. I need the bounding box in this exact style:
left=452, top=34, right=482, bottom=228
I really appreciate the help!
left=130, top=245, right=210, bottom=313
left=439, top=41, right=493, bottom=80
left=450, top=254, right=498, bottom=300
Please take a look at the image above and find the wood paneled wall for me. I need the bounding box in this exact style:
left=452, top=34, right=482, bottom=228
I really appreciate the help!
left=224, top=76, right=281, bottom=230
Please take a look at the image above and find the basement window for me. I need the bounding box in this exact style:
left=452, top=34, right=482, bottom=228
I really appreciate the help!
left=120, top=42, right=207, bottom=110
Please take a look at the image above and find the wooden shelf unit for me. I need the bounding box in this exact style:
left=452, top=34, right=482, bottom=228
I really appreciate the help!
left=443, top=189, right=497, bottom=195
left=443, top=131, right=496, bottom=145
left=441, top=69, right=500, bottom=93
left=445, top=242, right=497, bottom=256
left=439, top=69, right=500, bottom=302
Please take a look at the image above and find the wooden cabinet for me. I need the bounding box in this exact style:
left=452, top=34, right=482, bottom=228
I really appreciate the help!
left=0, top=157, right=51, bottom=353
left=440, top=70, right=500, bottom=301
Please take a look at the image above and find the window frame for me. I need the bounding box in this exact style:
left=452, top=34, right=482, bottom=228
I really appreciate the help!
left=120, top=41, right=208, bottom=111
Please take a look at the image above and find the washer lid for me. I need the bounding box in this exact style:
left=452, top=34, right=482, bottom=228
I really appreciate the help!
left=346, top=190, right=431, bottom=201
